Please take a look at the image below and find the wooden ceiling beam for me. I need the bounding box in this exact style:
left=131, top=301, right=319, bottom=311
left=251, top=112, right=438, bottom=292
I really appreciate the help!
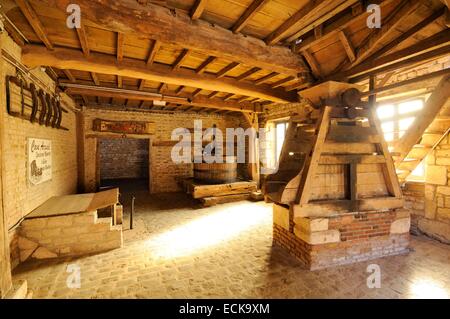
left=293, top=0, right=397, bottom=53
left=117, top=75, right=123, bottom=89
left=232, top=0, right=270, bottom=33
left=303, top=50, right=323, bottom=79
left=351, top=0, right=421, bottom=66
left=15, top=0, right=53, bottom=49
left=172, top=49, right=190, bottom=70
left=191, top=0, right=208, bottom=20
left=117, top=33, right=125, bottom=62
left=192, top=88, right=202, bottom=97
left=265, top=0, right=329, bottom=46
left=63, top=69, right=76, bottom=82
left=146, top=40, right=161, bottom=65
left=196, top=56, right=216, bottom=74
left=271, top=76, right=296, bottom=88
left=37, top=0, right=308, bottom=76
left=236, top=67, right=261, bottom=81
left=335, top=29, right=450, bottom=81
left=90, top=72, right=100, bottom=85
left=254, top=72, right=278, bottom=85
left=362, top=7, right=446, bottom=63
left=216, top=62, right=240, bottom=78
left=23, top=45, right=298, bottom=103
left=63, top=84, right=263, bottom=112
left=338, top=30, right=356, bottom=63
left=76, top=22, right=90, bottom=57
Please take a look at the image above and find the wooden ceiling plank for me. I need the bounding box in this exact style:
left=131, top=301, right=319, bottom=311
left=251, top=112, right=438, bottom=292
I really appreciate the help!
left=216, top=62, right=240, bottom=78
left=15, top=0, right=53, bottom=50
left=117, top=75, right=123, bottom=89
left=232, top=0, right=270, bottom=33
left=338, top=30, right=356, bottom=63
left=191, top=0, right=208, bottom=20
left=37, top=0, right=308, bottom=76
left=196, top=56, right=217, bottom=74
left=23, top=45, right=298, bottom=103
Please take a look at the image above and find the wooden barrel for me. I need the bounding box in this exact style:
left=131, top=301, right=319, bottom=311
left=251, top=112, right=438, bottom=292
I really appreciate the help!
left=194, top=156, right=237, bottom=184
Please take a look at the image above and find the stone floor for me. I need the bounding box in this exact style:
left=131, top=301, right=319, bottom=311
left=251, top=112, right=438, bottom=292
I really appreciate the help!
left=13, top=182, right=450, bottom=299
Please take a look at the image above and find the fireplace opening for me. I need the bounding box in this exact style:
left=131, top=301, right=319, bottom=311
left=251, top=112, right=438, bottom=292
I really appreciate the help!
left=98, top=137, right=150, bottom=192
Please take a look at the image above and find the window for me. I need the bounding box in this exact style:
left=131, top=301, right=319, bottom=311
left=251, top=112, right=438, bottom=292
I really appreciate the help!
left=275, top=121, right=288, bottom=163
left=377, top=100, right=424, bottom=143
left=377, top=99, right=425, bottom=180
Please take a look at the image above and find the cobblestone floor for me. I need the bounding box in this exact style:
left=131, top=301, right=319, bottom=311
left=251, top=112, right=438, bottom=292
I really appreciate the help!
left=13, top=185, right=450, bottom=299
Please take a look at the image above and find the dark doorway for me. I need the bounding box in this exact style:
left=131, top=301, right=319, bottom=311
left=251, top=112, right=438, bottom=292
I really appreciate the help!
left=98, top=138, right=149, bottom=192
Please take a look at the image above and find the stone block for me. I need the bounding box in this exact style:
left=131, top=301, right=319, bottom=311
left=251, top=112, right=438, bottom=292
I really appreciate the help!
left=395, top=209, right=410, bottom=219
left=294, top=227, right=340, bottom=245
left=115, top=204, right=123, bottom=225
left=418, top=219, right=450, bottom=244
left=437, top=208, right=450, bottom=221
left=436, top=149, right=450, bottom=157
left=436, top=157, right=450, bottom=166
left=390, top=218, right=411, bottom=234
left=426, top=166, right=447, bottom=185
left=437, top=186, right=450, bottom=196
left=424, top=185, right=436, bottom=201
left=273, top=204, right=290, bottom=231
left=47, top=216, right=73, bottom=228
left=295, top=217, right=328, bottom=233
left=424, top=200, right=437, bottom=219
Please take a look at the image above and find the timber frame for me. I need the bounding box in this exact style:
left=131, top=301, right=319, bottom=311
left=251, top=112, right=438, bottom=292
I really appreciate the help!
left=0, top=0, right=447, bottom=118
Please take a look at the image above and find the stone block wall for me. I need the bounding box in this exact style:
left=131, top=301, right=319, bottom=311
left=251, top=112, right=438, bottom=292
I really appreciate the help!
left=18, top=211, right=122, bottom=260
left=272, top=204, right=410, bottom=270
left=404, top=133, right=450, bottom=243
left=99, top=138, right=149, bottom=180
left=81, top=108, right=246, bottom=193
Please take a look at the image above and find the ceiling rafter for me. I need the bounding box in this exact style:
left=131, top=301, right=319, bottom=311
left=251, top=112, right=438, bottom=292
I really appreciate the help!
left=15, top=0, right=53, bottom=49
left=232, top=0, right=270, bottom=33
left=191, top=0, right=208, bottom=20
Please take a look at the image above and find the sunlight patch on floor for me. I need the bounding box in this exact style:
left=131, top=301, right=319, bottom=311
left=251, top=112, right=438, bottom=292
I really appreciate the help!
left=147, top=203, right=268, bottom=259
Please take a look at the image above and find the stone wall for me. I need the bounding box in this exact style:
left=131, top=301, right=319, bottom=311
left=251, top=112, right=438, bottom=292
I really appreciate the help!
left=81, top=108, right=246, bottom=193
left=99, top=138, right=149, bottom=180
left=404, top=133, right=450, bottom=243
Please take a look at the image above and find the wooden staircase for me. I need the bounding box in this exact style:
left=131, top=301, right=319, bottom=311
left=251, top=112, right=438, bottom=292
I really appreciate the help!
left=391, top=76, right=450, bottom=183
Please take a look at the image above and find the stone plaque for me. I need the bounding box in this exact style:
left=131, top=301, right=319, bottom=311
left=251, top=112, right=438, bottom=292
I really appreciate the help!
left=28, top=138, right=52, bottom=185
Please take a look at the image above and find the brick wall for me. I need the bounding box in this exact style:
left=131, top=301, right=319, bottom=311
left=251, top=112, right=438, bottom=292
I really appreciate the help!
left=99, top=138, right=149, bottom=180
left=404, top=133, right=450, bottom=243
left=273, top=204, right=410, bottom=270
left=0, top=34, right=79, bottom=271
left=81, top=108, right=246, bottom=193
